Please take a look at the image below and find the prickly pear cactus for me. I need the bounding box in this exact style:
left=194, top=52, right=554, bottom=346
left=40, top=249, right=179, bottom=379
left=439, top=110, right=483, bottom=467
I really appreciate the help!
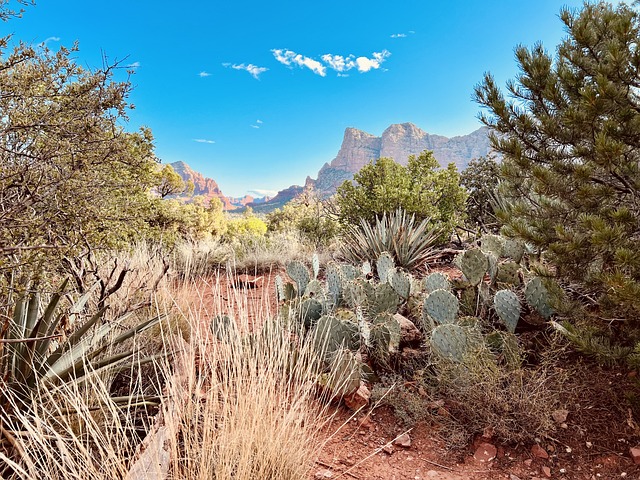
left=424, top=272, right=450, bottom=293
left=493, top=289, right=521, bottom=333
left=312, top=253, right=320, bottom=280
left=326, top=263, right=342, bottom=305
left=391, top=270, right=411, bottom=299
left=341, top=264, right=360, bottom=282
left=496, top=261, right=521, bottom=285
left=313, top=315, right=360, bottom=359
left=355, top=307, right=371, bottom=347
left=211, top=314, right=237, bottom=342
left=343, top=278, right=373, bottom=308
left=287, top=261, right=310, bottom=297
left=485, top=330, right=521, bottom=369
left=276, top=275, right=296, bottom=302
left=423, top=289, right=459, bottom=325
left=362, top=261, right=372, bottom=277
left=524, top=277, right=554, bottom=319
left=430, top=324, right=470, bottom=363
left=480, top=234, right=504, bottom=258
left=369, top=313, right=401, bottom=363
left=369, top=282, right=401, bottom=315
left=376, top=252, right=395, bottom=284
left=459, top=249, right=488, bottom=286
left=299, top=298, right=323, bottom=329
left=502, top=238, right=525, bottom=263
left=325, top=349, right=362, bottom=397
left=487, top=253, right=498, bottom=285
left=304, top=279, right=324, bottom=298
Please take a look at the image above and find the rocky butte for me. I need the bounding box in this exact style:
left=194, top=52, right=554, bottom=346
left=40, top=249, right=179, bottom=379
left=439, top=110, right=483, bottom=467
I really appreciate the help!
left=249, top=122, right=493, bottom=211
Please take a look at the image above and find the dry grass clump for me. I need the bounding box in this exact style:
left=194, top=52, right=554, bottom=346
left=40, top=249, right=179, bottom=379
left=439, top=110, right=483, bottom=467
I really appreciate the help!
left=432, top=342, right=569, bottom=446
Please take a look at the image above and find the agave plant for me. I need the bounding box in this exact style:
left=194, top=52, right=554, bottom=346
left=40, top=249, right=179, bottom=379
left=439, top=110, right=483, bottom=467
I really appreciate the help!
left=339, top=208, right=444, bottom=273
left=1, top=278, right=167, bottom=411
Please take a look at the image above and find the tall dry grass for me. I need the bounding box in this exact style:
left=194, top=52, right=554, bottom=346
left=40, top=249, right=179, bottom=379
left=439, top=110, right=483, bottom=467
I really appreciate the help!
left=1, top=244, right=338, bottom=480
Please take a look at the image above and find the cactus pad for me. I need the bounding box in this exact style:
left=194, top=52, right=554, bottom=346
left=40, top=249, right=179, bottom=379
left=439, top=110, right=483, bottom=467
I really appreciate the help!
left=496, top=261, right=521, bottom=285
left=376, top=252, right=395, bottom=284
left=493, top=289, right=521, bottom=333
left=459, top=249, right=488, bottom=286
left=286, top=261, right=310, bottom=297
left=480, top=234, right=504, bottom=258
left=430, top=324, right=470, bottom=363
left=423, top=289, right=459, bottom=325
left=304, top=279, right=325, bottom=298
left=524, top=277, right=554, bottom=319
left=391, top=270, right=412, bottom=299
left=502, top=238, right=525, bottom=262
left=424, top=272, right=450, bottom=293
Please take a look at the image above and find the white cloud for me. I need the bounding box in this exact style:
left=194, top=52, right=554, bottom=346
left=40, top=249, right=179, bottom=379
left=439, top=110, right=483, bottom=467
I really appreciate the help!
left=224, top=63, right=268, bottom=79
left=408, top=30, right=416, bottom=34
left=256, top=119, right=263, bottom=124
left=273, top=48, right=391, bottom=76
left=272, top=49, right=326, bottom=76
left=390, top=33, right=407, bottom=38
left=355, top=50, right=391, bottom=72
left=42, top=36, right=60, bottom=46
left=250, top=125, right=260, bottom=129
left=193, top=139, right=215, bottom=144
left=199, top=71, right=211, bottom=77
left=127, top=61, right=141, bottom=69
left=248, top=189, right=278, bottom=198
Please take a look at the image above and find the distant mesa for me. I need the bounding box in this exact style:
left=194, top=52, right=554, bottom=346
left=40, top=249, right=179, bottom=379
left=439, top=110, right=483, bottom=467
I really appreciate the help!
left=249, top=122, right=493, bottom=212
left=169, top=123, right=494, bottom=214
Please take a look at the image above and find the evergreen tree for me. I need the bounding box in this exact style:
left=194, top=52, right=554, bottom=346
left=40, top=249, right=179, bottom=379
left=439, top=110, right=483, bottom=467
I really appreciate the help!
left=475, top=1, right=640, bottom=318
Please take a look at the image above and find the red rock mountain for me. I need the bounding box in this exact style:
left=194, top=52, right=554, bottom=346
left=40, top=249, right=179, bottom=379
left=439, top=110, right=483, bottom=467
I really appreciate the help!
left=169, top=161, right=234, bottom=209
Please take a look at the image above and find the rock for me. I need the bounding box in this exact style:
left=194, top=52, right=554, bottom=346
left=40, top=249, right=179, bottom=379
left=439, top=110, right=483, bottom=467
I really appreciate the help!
left=524, top=459, right=533, bottom=467
left=315, top=469, right=333, bottom=479
left=382, top=444, right=393, bottom=454
left=510, top=475, right=522, bottom=480
left=552, top=409, right=569, bottom=424
left=542, top=466, right=551, bottom=477
left=629, top=446, right=640, bottom=465
left=532, top=444, right=549, bottom=459
left=394, top=313, right=422, bottom=344
left=393, top=433, right=412, bottom=448
left=473, top=442, right=497, bottom=463
left=344, top=384, right=370, bottom=411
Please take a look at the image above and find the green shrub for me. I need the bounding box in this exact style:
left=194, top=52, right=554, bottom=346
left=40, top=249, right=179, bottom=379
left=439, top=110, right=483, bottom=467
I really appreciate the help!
left=460, top=155, right=501, bottom=232
left=335, top=151, right=466, bottom=243
left=475, top=1, right=640, bottom=320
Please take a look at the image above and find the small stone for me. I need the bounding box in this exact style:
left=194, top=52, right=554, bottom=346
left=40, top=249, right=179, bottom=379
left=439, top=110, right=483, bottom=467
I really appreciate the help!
left=524, top=458, right=533, bottom=466
left=382, top=444, right=393, bottom=455
left=629, top=446, right=640, bottom=465
left=510, top=475, right=522, bottom=480
left=315, top=469, right=333, bottom=479
left=559, top=468, right=566, bottom=474
left=395, top=314, right=422, bottom=344
left=344, top=384, right=370, bottom=411
left=474, top=442, right=497, bottom=463
left=542, top=465, right=552, bottom=477
left=586, top=442, right=593, bottom=448
left=552, top=409, right=569, bottom=424
left=394, top=433, right=412, bottom=448
left=560, top=423, right=568, bottom=429
left=547, top=444, right=555, bottom=453
left=532, top=444, right=549, bottom=459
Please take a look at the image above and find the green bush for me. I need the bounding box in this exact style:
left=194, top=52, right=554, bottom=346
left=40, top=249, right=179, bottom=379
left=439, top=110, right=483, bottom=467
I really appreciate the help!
left=460, top=156, right=501, bottom=232
left=335, top=151, right=466, bottom=243
left=475, top=1, right=640, bottom=320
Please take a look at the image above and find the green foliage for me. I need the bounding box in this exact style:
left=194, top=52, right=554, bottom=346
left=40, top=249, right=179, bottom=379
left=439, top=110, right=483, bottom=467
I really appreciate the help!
left=155, top=163, right=193, bottom=198
left=335, top=151, right=467, bottom=242
left=227, top=211, right=268, bottom=238
left=460, top=155, right=501, bottom=232
left=1, top=278, right=166, bottom=420
left=475, top=1, right=640, bottom=319
left=0, top=40, right=160, bottom=278
left=266, top=191, right=339, bottom=247
left=339, top=208, right=443, bottom=273
left=150, top=196, right=227, bottom=243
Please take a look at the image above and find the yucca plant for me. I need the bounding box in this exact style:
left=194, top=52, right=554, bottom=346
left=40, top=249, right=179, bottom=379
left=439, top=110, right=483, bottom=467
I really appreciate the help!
left=1, top=278, right=167, bottom=415
left=339, top=208, right=444, bottom=273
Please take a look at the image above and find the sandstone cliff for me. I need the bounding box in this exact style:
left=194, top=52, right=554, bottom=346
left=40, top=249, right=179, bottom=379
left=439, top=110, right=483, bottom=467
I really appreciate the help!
left=169, top=161, right=234, bottom=209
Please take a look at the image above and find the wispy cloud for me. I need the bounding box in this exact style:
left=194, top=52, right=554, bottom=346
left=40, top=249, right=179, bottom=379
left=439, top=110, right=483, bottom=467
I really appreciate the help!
left=248, top=189, right=278, bottom=198
left=251, top=119, right=263, bottom=129
left=256, top=119, right=263, bottom=124
left=198, top=71, right=211, bottom=77
left=42, top=36, right=60, bottom=46
left=127, top=61, right=141, bottom=69
left=272, top=49, right=326, bottom=76
left=390, top=33, right=407, bottom=38
left=272, top=49, right=391, bottom=76
left=250, top=125, right=260, bottom=129
left=223, top=62, right=268, bottom=79
left=193, top=138, right=215, bottom=144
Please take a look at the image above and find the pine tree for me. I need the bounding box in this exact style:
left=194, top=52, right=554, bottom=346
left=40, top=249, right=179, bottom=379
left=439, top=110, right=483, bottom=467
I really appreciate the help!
left=475, top=2, right=640, bottom=319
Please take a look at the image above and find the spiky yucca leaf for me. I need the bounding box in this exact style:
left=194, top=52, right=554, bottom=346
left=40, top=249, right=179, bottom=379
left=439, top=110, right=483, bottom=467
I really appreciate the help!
left=340, top=208, right=444, bottom=273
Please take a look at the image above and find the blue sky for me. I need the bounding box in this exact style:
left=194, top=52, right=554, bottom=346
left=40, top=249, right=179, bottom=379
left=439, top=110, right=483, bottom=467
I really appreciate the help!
left=6, top=0, right=615, bottom=197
